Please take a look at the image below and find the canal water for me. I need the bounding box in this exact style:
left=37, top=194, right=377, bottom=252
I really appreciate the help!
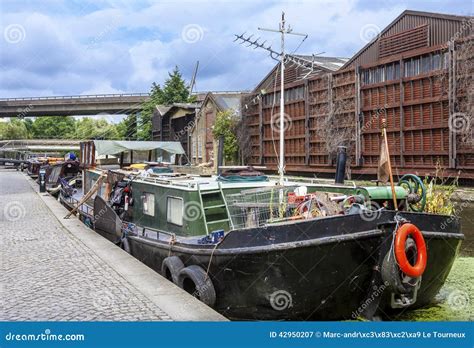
left=397, top=202, right=473, bottom=321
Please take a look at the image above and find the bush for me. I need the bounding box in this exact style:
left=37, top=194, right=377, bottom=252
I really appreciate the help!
left=212, top=110, right=239, bottom=164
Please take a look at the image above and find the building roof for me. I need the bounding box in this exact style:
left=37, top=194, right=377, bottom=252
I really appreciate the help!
left=292, top=55, right=349, bottom=71
left=93, top=140, right=185, bottom=155
left=155, top=105, right=172, bottom=116
left=213, top=94, right=243, bottom=116
left=155, top=103, right=201, bottom=119
left=254, top=55, right=349, bottom=92
left=341, top=9, right=474, bottom=69
left=201, top=92, right=243, bottom=117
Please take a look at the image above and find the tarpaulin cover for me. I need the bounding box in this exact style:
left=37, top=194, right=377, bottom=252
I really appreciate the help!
left=93, top=140, right=185, bottom=156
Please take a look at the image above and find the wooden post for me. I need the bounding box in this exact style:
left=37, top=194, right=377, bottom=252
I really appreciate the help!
left=64, top=172, right=106, bottom=219
left=119, top=152, right=124, bottom=168
left=382, top=118, right=398, bottom=210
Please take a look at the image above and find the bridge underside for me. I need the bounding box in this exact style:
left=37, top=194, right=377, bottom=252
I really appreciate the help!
left=0, top=95, right=149, bottom=118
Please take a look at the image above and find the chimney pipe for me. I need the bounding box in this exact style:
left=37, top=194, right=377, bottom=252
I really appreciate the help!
left=217, top=135, right=224, bottom=175
left=335, top=146, right=347, bottom=184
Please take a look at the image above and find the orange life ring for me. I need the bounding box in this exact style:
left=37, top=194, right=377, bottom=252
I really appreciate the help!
left=394, top=223, right=427, bottom=277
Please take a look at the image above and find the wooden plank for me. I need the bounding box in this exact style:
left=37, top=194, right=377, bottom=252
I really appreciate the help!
left=64, top=172, right=106, bottom=219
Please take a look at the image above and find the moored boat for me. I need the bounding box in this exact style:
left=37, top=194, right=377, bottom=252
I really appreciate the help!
left=81, top=161, right=462, bottom=320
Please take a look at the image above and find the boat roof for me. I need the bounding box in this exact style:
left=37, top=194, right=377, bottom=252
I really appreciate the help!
left=93, top=140, right=185, bottom=156
left=88, top=167, right=357, bottom=192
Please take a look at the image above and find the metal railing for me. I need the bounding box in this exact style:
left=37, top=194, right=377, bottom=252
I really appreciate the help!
left=0, top=90, right=251, bottom=102
left=0, top=93, right=150, bottom=101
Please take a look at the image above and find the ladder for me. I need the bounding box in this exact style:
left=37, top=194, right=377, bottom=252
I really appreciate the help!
left=197, top=182, right=231, bottom=235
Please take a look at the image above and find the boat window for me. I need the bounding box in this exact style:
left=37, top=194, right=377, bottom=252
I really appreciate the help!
left=167, top=197, right=184, bottom=226
left=142, top=192, right=155, bottom=216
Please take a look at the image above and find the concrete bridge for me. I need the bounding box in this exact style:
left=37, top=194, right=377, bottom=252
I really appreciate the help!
left=0, top=93, right=150, bottom=118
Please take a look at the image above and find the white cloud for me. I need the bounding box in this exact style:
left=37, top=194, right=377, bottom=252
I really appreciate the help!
left=0, top=0, right=468, bottom=98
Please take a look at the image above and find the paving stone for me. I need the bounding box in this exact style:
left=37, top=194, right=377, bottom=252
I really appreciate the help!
left=0, top=170, right=171, bottom=321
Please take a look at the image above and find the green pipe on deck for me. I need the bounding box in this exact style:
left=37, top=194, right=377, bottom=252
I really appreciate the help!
left=356, top=186, right=408, bottom=201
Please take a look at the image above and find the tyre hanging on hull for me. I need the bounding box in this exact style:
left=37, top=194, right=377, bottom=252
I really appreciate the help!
left=177, top=265, right=216, bottom=307
left=161, top=256, right=184, bottom=284
left=381, top=222, right=427, bottom=308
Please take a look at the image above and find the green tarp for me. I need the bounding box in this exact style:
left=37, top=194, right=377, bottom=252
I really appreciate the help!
left=93, top=140, right=185, bottom=156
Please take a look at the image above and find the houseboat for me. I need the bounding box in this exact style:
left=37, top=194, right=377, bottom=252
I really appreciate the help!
left=69, top=140, right=462, bottom=320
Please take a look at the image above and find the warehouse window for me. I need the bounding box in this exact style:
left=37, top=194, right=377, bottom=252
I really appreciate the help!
left=263, top=87, right=303, bottom=105
left=404, top=52, right=448, bottom=78
left=361, top=64, right=397, bottom=85
left=197, top=134, right=202, bottom=158
left=191, top=137, right=197, bottom=159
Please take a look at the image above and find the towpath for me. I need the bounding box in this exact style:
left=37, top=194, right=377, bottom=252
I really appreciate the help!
left=0, top=169, right=225, bottom=321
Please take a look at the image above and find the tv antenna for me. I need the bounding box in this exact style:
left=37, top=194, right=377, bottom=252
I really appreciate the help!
left=234, top=12, right=309, bottom=185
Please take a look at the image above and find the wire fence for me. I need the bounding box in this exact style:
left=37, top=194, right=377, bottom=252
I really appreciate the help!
left=225, top=185, right=340, bottom=229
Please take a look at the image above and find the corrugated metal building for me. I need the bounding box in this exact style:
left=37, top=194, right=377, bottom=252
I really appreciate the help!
left=242, top=10, right=474, bottom=178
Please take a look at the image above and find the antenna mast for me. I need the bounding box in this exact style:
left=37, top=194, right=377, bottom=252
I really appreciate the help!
left=236, top=12, right=308, bottom=185
left=189, top=61, right=199, bottom=94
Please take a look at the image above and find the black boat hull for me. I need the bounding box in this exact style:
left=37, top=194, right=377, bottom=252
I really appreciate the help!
left=93, top=210, right=462, bottom=320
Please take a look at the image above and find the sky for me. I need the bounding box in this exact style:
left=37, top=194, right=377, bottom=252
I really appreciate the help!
left=0, top=0, right=472, bottom=99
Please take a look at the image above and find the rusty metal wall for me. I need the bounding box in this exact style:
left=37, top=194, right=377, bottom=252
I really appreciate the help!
left=242, top=36, right=473, bottom=178
left=344, top=12, right=473, bottom=69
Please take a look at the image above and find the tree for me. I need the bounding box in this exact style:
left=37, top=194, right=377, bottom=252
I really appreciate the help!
left=161, top=66, right=194, bottom=104
left=116, top=113, right=138, bottom=140
left=72, top=117, right=119, bottom=140
left=212, top=110, right=239, bottom=163
left=31, top=116, right=75, bottom=139
left=23, top=118, right=34, bottom=135
left=138, top=83, right=164, bottom=140
left=0, top=119, right=30, bottom=139
left=138, top=66, right=195, bottom=140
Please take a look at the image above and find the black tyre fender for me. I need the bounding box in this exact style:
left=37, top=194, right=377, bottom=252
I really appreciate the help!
left=177, top=265, right=216, bottom=307
left=382, top=238, right=420, bottom=294
left=121, top=237, right=131, bottom=253
left=161, top=256, right=184, bottom=284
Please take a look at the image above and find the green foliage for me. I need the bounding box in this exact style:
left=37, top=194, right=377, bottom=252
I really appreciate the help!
left=0, top=115, right=131, bottom=141
left=138, top=66, right=194, bottom=140
left=116, top=113, right=138, bottom=140
left=423, top=163, right=458, bottom=215
left=31, top=116, right=75, bottom=139
left=212, top=110, right=239, bottom=163
left=0, top=119, right=30, bottom=139
left=161, top=66, right=193, bottom=104
left=71, top=117, right=119, bottom=140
